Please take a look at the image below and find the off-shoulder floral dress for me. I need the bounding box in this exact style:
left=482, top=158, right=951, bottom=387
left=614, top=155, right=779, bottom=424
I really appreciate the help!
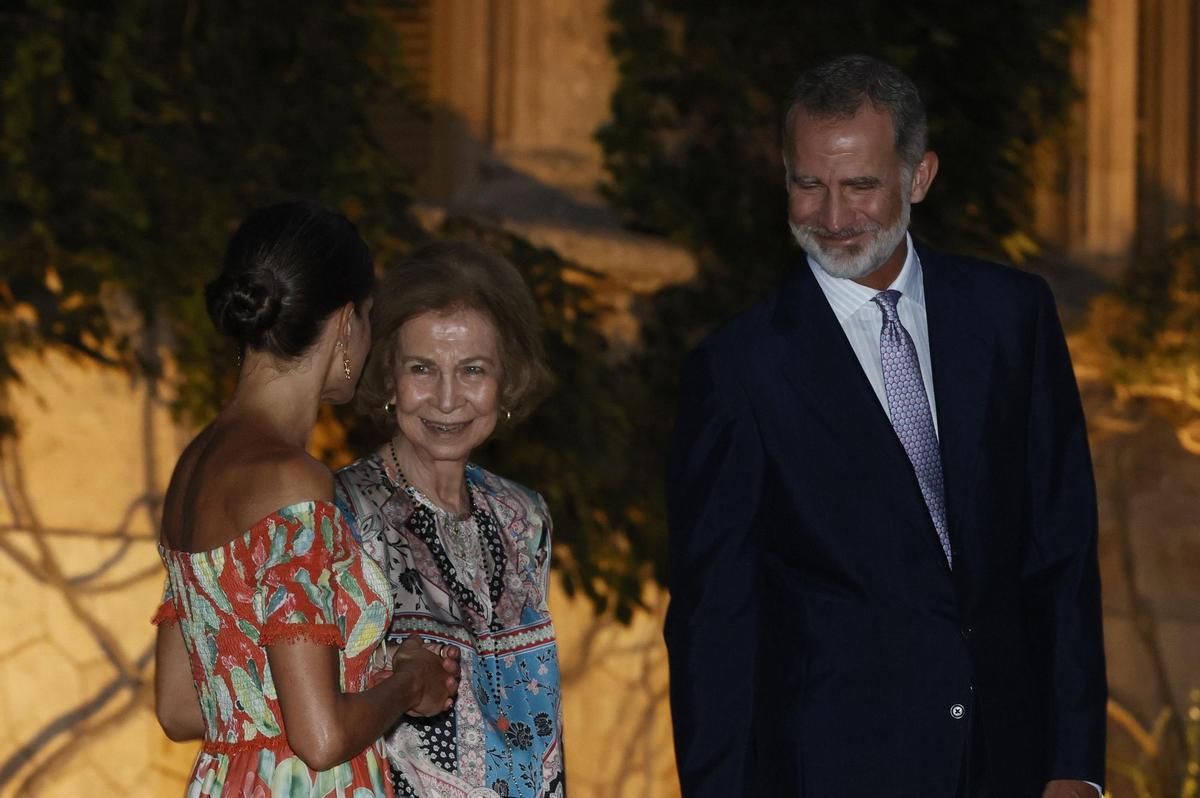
left=335, top=457, right=565, bottom=798
left=153, top=500, right=394, bottom=797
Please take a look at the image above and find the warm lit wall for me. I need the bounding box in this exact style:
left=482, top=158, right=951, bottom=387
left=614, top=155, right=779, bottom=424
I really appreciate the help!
left=0, top=352, right=197, bottom=796
left=7, top=336, right=1200, bottom=797
left=0, top=351, right=681, bottom=798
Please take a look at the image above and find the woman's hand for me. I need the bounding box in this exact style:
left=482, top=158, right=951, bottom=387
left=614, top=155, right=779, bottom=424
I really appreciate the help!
left=270, top=635, right=460, bottom=770
left=392, top=636, right=460, bottom=716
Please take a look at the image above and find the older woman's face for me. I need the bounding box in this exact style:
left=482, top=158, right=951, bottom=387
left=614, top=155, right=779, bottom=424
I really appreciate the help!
left=391, top=307, right=502, bottom=465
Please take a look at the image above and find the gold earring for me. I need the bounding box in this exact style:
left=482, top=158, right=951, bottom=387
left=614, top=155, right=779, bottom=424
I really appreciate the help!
left=342, top=347, right=352, bottom=380
left=383, top=399, right=396, bottom=414
left=503, top=408, right=512, bottom=423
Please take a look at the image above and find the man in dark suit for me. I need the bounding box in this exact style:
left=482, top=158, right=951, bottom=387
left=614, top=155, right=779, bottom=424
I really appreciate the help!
left=664, top=55, right=1106, bottom=797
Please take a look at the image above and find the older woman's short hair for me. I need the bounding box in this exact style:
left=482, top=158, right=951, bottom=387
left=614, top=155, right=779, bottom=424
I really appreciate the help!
left=356, top=241, right=554, bottom=434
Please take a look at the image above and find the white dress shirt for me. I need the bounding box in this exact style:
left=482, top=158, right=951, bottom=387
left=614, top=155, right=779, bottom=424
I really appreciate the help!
left=807, top=232, right=938, bottom=436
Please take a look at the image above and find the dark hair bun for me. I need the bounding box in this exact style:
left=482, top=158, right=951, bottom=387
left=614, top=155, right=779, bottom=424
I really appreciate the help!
left=207, top=269, right=283, bottom=346
left=204, top=200, right=373, bottom=360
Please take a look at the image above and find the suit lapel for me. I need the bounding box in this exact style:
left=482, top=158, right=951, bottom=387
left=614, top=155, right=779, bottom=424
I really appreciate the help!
left=771, top=264, right=938, bottom=532
left=772, top=250, right=997, bottom=580
left=918, top=243, right=993, bottom=565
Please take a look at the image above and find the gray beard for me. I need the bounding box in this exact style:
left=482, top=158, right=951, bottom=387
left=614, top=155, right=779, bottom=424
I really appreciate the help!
left=790, top=198, right=911, bottom=280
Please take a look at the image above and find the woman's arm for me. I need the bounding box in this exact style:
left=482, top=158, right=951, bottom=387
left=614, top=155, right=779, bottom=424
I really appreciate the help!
left=261, top=457, right=459, bottom=770
left=268, top=636, right=459, bottom=771
left=154, top=621, right=205, bottom=742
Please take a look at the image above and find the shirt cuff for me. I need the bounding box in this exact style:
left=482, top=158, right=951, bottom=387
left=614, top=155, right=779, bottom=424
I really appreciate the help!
left=1086, top=782, right=1103, bottom=797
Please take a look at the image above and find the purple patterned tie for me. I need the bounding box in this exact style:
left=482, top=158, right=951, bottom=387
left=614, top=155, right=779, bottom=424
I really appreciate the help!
left=872, top=290, right=952, bottom=567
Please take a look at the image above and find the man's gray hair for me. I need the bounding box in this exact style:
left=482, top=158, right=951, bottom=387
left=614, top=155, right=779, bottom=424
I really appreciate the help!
left=782, top=55, right=927, bottom=167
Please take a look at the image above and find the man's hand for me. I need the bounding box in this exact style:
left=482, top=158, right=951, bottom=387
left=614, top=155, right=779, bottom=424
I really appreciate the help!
left=1043, top=779, right=1101, bottom=798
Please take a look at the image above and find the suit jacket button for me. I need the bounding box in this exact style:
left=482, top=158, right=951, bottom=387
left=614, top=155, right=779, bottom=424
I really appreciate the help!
left=960, top=626, right=973, bottom=640
left=950, top=703, right=966, bottom=719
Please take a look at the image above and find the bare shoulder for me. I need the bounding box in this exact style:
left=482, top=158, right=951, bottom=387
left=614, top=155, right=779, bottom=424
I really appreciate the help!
left=162, top=422, right=334, bottom=551
left=223, top=445, right=334, bottom=531
left=160, top=424, right=219, bottom=547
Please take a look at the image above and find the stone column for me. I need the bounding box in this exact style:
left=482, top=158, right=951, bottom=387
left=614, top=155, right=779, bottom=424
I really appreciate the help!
left=1072, top=0, right=1140, bottom=276
left=426, top=0, right=497, bottom=200
left=423, top=0, right=617, bottom=201
left=490, top=0, right=616, bottom=195
left=1136, top=0, right=1199, bottom=252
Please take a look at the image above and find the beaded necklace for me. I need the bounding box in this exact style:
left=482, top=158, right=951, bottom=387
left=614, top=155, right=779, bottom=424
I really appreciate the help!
left=385, top=441, right=511, bottom=735
left=387, top=440, right=489, bottom=590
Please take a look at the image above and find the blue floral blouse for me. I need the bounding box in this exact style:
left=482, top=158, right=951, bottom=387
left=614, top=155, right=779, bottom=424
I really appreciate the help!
left=335, top=455, right=565, bottom=798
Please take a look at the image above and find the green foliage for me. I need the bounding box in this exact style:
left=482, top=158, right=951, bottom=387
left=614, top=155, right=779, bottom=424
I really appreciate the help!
left=0, top=1, right=660, bottom=620
left=1107, top=228, right=1200, bottom=372
left=1106, top=690, right=1200, bottom=798
left=1087, top=225, right=1200, bottom=430
left=0, top=0, right=418, bottom=428
left=600, top=0, right=1085, bottom=326
left=0, top=1, right=1094, bottom=623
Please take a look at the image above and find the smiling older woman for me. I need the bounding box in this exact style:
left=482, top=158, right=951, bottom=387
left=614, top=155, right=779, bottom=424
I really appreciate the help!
left=334, top=241, right=563, bottom=798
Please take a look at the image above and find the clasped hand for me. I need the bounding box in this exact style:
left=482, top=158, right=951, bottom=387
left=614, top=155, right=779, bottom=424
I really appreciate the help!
left=391, top=636, right=461, bottom=717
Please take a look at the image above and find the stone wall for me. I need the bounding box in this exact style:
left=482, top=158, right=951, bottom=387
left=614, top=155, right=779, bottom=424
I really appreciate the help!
left=0, top=351, right=681, bottom=798
left=0, top=353, right=196, bottom=796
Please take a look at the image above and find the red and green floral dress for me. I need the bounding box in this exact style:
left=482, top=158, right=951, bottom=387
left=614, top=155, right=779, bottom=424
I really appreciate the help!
left=154, top=500, right=394, bottom=797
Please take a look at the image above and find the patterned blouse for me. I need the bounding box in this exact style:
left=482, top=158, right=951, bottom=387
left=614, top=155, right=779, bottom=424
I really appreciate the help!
left=335, top=455, right=565, bottom=798
left=153, top=500, right=394, bottom=797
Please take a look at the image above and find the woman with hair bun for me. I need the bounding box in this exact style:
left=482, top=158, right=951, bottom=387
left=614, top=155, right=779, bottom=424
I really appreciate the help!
left=153, top=201, right=460, bottom=797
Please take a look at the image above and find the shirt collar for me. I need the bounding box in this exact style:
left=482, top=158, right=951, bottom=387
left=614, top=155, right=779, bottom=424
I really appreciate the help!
left=807, top=232, right=924, bottom=323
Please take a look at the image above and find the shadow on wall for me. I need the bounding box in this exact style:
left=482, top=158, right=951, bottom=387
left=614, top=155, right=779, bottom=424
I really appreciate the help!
left=0, top=362, right=183, bottom=797
left=0, top=348, right=682, bottom=798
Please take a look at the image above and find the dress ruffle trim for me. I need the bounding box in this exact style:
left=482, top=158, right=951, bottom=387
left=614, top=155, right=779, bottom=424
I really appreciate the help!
left=150, top=601, right=179, bottom=626
left=202, top=735, right=293, bottom=756
left=260, top=622, right=343, bottom=648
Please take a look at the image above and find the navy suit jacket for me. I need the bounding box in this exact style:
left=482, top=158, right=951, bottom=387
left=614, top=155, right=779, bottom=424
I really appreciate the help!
left=664, top=241, right=1106, bottom=797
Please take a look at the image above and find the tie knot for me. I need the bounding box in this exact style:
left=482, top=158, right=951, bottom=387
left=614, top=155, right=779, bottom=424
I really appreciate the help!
left=872, top=289, right=902, bottom=320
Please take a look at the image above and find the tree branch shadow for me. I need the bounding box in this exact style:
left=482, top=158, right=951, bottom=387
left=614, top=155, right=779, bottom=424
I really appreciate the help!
left=0, top=368, right=172, bottom=796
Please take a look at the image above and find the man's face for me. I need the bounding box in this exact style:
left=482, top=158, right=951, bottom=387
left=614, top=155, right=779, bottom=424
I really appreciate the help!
left=785, top=105, right=915, bottom=280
